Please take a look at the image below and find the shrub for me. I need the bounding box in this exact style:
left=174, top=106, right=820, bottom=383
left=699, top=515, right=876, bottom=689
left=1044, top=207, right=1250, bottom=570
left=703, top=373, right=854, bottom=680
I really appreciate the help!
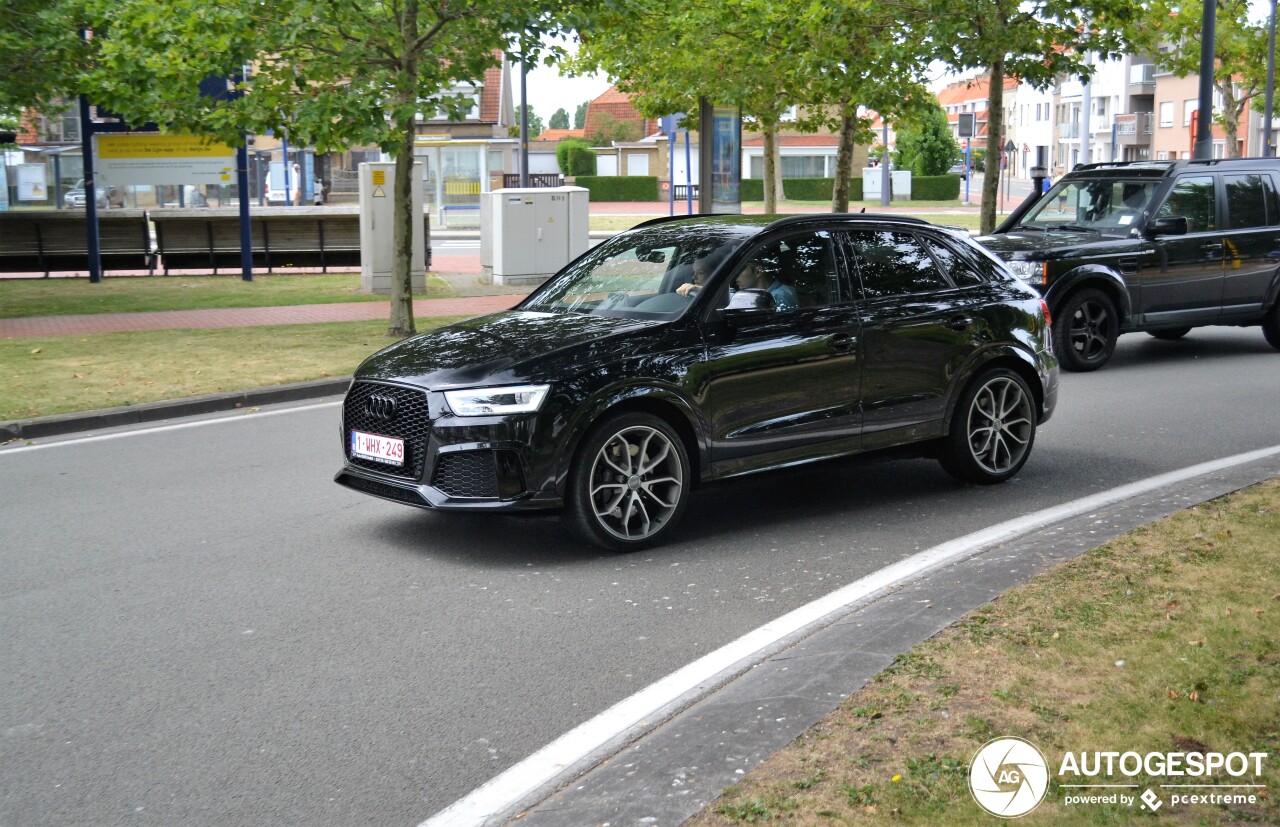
left=911, top=174, right=962, bottom=201
left=574, top=175, right=659, bottom=201
left=556, top=139, right=596, bottom=176
left=740, top=178, right=863, bottom=203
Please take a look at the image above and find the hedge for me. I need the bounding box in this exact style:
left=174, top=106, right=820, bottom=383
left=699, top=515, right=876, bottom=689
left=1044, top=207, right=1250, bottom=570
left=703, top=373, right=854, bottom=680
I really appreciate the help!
left=564, top=144, right=597, bottom=177
left=574, top=175, right=659, bottom=201
left=740, top=178, right=863, bottom=203
left=912, top=174, right=961, bottom=201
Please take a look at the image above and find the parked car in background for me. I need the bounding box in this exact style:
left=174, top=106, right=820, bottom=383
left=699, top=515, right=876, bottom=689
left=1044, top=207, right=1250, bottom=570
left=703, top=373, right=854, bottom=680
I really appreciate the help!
left=335, top=213, right=1058, bottom=550
left=63, top=180, right=121, bottom=209
left=978, top=159, right=1280, bottom=371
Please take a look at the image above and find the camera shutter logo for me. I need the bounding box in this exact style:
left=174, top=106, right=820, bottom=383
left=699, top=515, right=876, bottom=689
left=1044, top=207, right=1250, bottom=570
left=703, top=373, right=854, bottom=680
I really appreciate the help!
left=364, top=393, right=399, bottom=422
left=970, top=737, right=1050, bottom=818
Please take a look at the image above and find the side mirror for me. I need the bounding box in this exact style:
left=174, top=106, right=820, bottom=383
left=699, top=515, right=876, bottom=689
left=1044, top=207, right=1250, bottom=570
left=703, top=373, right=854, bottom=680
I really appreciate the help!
left=1146, top=216, right=1188, bottom=237
left=721, top=288, right=776, bottom=322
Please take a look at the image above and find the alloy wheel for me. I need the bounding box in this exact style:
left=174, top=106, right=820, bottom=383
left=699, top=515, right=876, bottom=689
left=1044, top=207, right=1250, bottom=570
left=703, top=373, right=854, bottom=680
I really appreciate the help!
left=965, top=376, right=1034, bottom=476
left=588, top=425, right=685, bottom=541
left=1068, top=298, right=1114, bottom=363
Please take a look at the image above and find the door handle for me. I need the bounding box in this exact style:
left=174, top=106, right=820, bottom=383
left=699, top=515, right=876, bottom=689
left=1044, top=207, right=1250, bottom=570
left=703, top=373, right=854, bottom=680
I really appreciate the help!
left=827, top=333, right=856, bottom=351
left=946, top=315, right=974, bottom=331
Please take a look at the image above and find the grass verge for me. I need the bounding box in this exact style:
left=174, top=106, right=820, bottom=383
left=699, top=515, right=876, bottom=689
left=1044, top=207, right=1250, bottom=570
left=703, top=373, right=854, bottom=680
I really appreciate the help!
left=2, top=318, right=464, bottom=420
left=688, top=478, right=1280, bottom=826
left=0, top=273, right=457, bottom=319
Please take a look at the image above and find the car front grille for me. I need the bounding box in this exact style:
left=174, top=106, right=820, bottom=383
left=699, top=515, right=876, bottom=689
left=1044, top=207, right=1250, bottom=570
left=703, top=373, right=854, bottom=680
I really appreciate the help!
left=431, top=451, right=500, bottom=499
left=343, top=381, right=432, bottom=481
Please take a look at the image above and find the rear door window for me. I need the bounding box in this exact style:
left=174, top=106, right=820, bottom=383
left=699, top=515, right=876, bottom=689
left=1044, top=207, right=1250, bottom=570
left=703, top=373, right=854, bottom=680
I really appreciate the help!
left=847, top=230, right=952, bottom=298
left=1224, top=173, right=1280, bottom=229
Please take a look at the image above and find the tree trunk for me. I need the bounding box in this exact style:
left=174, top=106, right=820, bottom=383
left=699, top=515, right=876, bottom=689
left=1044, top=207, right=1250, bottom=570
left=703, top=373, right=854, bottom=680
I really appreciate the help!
left=981, top=59, right=1005, bottom=235
left=388, top=115, right=417, bottom=337
left=388, top=7, right=418, bottom=338
left=1217, top=81, right=1244, bottom=158
left=831, top=100, right=857, bottom=213
left=763, top=121, right=779, bottom=213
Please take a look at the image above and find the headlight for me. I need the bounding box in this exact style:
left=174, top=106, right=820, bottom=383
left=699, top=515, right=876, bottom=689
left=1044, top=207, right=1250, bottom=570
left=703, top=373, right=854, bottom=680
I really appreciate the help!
left=1007, top=260, right=1046, bottom=285
left=443, top=384, right=550, bottom=417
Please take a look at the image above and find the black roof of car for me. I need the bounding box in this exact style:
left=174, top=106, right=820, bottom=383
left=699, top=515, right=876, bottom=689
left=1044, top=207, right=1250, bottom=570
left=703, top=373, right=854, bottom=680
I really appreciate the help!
left=629, top=212, right=932, bottom=233
left=1065, top=157, right=1280, bottom=180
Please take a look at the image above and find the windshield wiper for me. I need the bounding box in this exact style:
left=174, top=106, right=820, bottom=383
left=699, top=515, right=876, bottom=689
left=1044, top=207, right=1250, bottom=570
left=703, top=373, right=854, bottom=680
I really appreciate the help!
left=1045, top=223, right=1100, bottom=234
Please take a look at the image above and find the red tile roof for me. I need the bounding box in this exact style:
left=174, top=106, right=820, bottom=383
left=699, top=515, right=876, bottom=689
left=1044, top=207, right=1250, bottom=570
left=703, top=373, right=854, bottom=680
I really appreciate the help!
left=537, top=128, right=585, bottom=142
left=582, top=86, right=659, bottom=139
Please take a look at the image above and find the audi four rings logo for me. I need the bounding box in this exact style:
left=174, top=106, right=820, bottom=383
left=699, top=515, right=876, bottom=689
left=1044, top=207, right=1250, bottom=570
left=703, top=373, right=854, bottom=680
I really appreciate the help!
left=364, top=393, right=399, bottom=421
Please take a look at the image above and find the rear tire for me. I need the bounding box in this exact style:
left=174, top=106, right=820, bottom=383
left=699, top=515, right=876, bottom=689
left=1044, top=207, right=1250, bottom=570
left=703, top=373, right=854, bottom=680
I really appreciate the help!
left=939, top=368, right=1037, bottom=485
left=1054, top=288, right=1119, bottom=372
left=1148, top=327, right=1191, bottom=341
left=562, top=412, right=691, bottom=551
left=1264, top=303, right=1280, bottom=351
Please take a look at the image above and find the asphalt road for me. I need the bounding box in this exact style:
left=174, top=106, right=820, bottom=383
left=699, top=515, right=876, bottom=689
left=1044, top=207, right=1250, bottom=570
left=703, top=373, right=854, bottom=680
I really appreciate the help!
left=2, top=327, right=1278, bottom=826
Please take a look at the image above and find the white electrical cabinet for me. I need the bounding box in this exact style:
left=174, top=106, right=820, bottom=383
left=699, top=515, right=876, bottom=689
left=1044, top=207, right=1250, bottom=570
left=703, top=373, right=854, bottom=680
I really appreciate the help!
left=483, top=186, right=589, bottom=286
left=358, top=161, right=426, bottom=295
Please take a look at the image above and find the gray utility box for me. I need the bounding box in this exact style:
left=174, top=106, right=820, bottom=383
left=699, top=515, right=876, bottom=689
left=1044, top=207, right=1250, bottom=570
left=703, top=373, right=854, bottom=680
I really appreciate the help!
left=358, top=161, right=426, bottom=295
left=481, top=186, right=589, bottom=286
left=862, top=168, right=913, bottom=201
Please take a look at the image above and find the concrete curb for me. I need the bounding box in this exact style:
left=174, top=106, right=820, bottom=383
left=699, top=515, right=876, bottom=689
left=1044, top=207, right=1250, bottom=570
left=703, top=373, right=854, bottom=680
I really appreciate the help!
left=1, top=376, right=351, bottom=442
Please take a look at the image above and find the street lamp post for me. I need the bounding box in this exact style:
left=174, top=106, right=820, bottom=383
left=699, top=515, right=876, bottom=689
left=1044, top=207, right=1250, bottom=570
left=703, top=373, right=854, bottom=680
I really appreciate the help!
left=1193, top=0, right=1217, bottom=159
left=1265, top=0, right=1277, bottom=156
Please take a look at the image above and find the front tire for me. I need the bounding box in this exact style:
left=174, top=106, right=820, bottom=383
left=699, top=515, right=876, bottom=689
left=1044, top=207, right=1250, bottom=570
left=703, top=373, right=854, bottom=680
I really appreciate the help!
left=1263, top=302, right=1280, bottom=351
left=939, top=368, right=1037, bottom=485
left=1054, top=288, right=1119, bottom=371
left=562, top=412, right=691, bottom=551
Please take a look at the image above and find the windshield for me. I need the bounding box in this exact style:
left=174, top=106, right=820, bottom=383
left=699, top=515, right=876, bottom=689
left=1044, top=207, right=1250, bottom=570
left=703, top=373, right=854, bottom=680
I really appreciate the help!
left=1020, top=178, right=1159, bottom=235
left=519, top=220, right=756, bottom=320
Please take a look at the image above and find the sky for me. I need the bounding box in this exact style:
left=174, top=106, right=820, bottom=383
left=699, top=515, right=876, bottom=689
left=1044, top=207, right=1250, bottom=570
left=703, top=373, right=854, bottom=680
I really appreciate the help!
left=509, top=59, right=612, bottom=126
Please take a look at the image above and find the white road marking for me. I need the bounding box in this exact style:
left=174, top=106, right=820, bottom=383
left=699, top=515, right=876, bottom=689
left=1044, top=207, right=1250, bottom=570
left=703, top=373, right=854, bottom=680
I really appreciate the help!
left=0, top=401, right=342, bottom=455
left=422, top=443, right=1280, bottom=827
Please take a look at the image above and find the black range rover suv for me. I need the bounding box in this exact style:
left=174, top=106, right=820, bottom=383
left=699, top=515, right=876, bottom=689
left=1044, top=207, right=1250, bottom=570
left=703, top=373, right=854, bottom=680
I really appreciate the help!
left=336, top=214, right=1058, bottom=550
left=978, top=159, right=1280, bottom=371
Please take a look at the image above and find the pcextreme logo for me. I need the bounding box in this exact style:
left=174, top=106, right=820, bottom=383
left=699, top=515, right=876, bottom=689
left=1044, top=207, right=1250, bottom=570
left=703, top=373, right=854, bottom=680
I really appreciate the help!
left=969, top=737, right=1271, bottom=818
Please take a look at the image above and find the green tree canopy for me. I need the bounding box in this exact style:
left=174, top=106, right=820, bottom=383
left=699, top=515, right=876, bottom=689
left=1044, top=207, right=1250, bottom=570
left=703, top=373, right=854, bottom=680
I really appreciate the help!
left=914, top=0, right=1137, bottom=231
left=1130, top=0, right=1268, bottom=157
left=514, top=104, right=545, bottom=138
left=549, top=106, right=570, bottom=129
left=895, top=101, right=960, bottom=176
left=17, top=0, right=578, bottom=335
left=573, top=100, right=588, bottom=128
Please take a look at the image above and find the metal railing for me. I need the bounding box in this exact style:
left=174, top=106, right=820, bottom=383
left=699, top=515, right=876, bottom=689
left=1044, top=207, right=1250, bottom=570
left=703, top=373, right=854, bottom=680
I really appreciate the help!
left=501, top=173, right=564, bottom=188
left=1129, top=63, right=1156, bottom=85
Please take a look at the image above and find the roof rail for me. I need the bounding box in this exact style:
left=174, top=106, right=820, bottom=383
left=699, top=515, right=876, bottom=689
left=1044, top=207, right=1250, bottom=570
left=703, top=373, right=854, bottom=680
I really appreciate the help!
left=767, top=213, right=930, bottom=229
left=1176, top=156, right=1280, bottom=168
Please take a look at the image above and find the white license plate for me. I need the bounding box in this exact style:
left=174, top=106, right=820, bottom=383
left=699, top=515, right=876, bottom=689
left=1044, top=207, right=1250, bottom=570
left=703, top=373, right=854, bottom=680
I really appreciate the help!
left=351, top=430, right=405, bottom=466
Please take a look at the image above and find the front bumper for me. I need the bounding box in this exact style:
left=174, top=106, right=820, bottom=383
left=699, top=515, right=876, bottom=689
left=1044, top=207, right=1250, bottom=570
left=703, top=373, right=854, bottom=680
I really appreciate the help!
left=334, top=379, right=563, bottom=513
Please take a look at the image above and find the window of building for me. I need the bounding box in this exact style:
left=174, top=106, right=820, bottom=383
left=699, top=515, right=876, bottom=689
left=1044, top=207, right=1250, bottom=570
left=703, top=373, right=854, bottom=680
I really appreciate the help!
left=1159, top=101, right=1174, bottom=128
left=1183, top=99, right=1197, bottom=126
left=420, top=85, right=481, bottom=122
left=780, top=155, right=828, bottom=178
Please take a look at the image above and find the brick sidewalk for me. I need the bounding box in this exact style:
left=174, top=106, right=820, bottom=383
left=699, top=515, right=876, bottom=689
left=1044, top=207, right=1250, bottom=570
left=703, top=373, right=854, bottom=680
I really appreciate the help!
left=0, top=294, right=524, bottom=338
